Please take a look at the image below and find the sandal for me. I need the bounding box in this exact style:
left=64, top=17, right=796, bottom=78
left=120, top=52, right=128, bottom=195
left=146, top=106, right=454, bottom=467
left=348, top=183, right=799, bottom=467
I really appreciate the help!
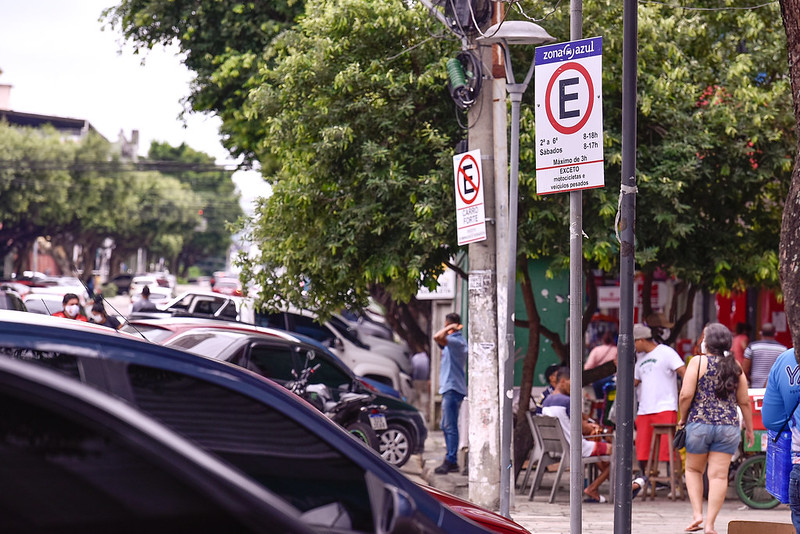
left=583, top=494, right=607, bottom=503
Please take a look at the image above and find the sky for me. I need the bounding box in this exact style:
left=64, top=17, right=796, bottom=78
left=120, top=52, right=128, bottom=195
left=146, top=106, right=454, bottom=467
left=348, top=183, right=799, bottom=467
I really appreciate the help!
left=0, top=0, right=270, bottom=213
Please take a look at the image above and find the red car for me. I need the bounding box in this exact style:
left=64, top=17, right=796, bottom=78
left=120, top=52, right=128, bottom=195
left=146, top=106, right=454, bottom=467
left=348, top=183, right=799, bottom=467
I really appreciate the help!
left=211, top=277, right=243, bottom=297
left=422, top=485, right=532, bottom=534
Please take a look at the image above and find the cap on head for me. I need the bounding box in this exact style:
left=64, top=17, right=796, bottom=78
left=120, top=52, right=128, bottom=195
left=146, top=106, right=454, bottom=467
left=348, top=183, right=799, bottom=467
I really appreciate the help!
left=633, top=323, right=652, bottom=340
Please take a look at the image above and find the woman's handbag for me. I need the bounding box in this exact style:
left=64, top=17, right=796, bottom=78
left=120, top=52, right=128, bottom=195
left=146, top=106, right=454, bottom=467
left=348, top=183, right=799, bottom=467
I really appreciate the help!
left=674, top=357, right=702, bottom=450
left=673, top=427, right=686, bottom=449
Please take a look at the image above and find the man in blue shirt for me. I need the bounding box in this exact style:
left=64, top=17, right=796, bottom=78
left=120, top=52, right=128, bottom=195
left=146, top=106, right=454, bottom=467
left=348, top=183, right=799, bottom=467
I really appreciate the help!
left=762, top=347, right=800, bottom=530
left=433, top=313, right=468, bottom=475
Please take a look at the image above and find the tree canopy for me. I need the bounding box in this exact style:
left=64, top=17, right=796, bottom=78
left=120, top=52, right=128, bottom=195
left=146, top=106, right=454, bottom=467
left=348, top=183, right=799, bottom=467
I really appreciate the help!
left=0, top=123, right=240, bottom=278
left=103, top=0, right=794, bottom=339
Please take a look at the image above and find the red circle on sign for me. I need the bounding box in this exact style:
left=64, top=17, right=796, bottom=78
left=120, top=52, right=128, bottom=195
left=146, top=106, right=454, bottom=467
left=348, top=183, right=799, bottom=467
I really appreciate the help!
left=457, top=154, right=480, bottom=205
left=544, top=61, right=594, bottom=135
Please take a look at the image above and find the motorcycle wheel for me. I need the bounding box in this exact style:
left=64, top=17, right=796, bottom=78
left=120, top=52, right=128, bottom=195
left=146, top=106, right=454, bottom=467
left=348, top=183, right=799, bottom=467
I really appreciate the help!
left=345, top=421, right=381, bottom=451
left=379, top=423, right=413, bottom=468
left=735, top=454, right=780, bottom=509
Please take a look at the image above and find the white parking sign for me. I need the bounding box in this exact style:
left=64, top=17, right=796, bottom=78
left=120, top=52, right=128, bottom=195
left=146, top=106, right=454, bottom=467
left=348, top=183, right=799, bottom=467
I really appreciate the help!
left=452, top=149, right=487, bottom=245
left=534, top=37, right=604, bottom=195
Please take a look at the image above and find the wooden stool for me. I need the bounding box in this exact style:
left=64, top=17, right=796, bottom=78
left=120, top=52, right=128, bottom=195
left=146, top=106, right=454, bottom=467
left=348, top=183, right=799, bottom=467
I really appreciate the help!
left=642, top=422, right=685, bottom=500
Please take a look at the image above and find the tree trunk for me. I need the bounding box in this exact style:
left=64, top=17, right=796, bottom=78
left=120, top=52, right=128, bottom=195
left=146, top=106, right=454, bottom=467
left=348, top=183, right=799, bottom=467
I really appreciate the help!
left=779, top=0, right=800, bottom=350
left=368, top=285, right=431, bottom=354
left=513, top=259, right=542, bottom=479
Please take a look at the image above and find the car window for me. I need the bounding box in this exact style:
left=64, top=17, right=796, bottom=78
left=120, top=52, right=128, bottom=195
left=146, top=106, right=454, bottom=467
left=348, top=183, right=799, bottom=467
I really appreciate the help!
left=21, top=298, right=59, bottom=315
left=246, top=343, right=301, bottom=383
left=170, top=294, right=196, bottom=311
left=126, top=364, right=374, bottom=530
left=0, top=346, right=81, bottom=379
left=254, top=312, right=285, bottom=330
left=291, top=314, right=335, bottom=345
left=3, top=293, right=27, bottom=312
left=0, top=389, right=256, bottom=532
left=219, top=301, right=238, bottom=320
left=327, top=316, right=367, bottom=349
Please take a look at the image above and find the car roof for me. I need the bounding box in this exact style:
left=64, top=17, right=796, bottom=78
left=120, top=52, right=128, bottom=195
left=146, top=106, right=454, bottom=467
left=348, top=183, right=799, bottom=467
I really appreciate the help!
left=127, top=316, right=297, bottom=340
left=166, top=326, right=358, bottom=379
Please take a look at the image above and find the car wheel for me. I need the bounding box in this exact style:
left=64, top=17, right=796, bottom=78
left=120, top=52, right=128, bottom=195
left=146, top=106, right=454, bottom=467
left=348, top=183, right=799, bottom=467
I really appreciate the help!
left=345, top=421, right=381, bottom=451
left=379, top=423, right=413, bottom=467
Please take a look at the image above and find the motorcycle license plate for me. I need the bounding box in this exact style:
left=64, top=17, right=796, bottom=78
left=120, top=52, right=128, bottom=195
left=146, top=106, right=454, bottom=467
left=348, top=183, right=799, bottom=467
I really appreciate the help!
left=369, top=414, right=387, bottom=430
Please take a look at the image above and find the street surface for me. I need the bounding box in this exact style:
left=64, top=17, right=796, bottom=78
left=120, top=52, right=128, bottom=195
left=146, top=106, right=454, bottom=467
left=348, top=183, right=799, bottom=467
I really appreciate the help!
left=412, top=430, right=792, bottom=534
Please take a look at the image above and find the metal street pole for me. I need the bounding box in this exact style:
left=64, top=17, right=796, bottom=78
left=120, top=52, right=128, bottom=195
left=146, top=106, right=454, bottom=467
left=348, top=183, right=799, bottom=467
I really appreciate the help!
left=614, top=0, right=638, bottom=528
left=501, top=83, right=524, bottom=517
left=569, top=0, right=584, bottom=532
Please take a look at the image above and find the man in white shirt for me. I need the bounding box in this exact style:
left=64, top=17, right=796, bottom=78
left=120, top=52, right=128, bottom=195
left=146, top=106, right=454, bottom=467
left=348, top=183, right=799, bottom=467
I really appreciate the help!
left=633, top=323, right=686, bottom=475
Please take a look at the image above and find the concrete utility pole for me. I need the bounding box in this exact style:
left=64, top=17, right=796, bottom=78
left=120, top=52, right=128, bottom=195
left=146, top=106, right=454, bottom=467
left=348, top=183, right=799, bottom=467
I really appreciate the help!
left=467, top=42, right=501, bottom=510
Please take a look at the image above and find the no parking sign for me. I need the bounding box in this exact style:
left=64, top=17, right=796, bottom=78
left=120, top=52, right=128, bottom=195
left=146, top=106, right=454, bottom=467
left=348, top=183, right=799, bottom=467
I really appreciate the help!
left=534, top=37, right=604, bottom=195
left=452, top=149, right=487, bottom=245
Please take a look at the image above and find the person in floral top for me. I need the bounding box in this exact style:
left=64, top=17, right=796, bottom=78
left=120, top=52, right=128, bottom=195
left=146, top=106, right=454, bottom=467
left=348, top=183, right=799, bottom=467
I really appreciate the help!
left=678, top=323, right=754, bottom=534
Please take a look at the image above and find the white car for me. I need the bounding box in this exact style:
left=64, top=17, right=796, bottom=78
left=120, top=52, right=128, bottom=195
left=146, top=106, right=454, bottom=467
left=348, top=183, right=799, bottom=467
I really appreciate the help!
left=27, top=277, right=90, bottom=306
left=130, top=287, right=172, bottom=309
left=129, top=275, right=160, bottom=296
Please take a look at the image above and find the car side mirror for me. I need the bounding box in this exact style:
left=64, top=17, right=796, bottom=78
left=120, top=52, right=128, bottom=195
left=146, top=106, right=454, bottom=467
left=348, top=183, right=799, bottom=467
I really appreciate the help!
left=365, top=472, right=433, bottom=534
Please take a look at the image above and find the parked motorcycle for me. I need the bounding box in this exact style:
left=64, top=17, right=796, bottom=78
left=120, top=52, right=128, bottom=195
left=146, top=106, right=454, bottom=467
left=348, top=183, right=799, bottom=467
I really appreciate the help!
left=287, top=357, right=387, bottom=451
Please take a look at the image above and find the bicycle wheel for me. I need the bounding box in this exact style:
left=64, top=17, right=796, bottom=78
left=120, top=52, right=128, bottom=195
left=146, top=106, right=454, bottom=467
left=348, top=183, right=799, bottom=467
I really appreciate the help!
left=734, top=454, right=780, bottom=509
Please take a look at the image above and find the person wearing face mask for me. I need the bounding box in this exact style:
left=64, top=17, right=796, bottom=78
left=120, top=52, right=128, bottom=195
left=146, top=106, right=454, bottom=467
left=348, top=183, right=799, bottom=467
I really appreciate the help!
left=51, top=293, right=88, bottom=322
left=90, top=301, right=121, bottom=330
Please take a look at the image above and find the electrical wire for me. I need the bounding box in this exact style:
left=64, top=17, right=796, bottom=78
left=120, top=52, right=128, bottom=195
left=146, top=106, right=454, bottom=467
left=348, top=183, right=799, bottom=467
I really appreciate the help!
left=0, top=160, right=236, bottom=173
left=638, top=0, right=777, bottom=9
left=512, top=0, right=568, bottom=22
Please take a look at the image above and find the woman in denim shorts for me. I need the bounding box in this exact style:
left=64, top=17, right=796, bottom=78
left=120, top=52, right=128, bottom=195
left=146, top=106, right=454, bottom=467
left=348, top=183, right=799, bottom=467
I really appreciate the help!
left=677, top=323, right=754, bottom=534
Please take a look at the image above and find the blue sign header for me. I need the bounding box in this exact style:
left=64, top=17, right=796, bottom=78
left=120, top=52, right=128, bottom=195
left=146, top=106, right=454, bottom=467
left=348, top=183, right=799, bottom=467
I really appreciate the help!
left=535, top=36, right=603, bottom=66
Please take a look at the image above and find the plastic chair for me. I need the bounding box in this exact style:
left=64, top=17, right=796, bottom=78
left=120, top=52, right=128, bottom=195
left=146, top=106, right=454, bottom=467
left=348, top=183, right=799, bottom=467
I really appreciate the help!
left=528, top=414, right=612, bottom=503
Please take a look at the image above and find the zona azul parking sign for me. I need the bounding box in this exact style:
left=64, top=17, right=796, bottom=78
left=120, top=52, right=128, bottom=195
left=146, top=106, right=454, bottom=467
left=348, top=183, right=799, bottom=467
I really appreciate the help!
left=534, top=37, right=604, bottom=195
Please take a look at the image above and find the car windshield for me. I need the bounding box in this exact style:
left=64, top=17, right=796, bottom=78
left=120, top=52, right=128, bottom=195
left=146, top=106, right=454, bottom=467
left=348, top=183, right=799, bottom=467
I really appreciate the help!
left=327, top=316, right=368, bottom=349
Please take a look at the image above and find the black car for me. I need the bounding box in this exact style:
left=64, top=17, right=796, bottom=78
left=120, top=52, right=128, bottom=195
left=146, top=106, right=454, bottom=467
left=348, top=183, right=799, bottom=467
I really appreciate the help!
left=164, top=326, right=427, bottom=467
left=109, top=272, right=134, bottom=294
left=0, top=356, right=317, bottom=534
left=0, top=311, right=492, bottom=534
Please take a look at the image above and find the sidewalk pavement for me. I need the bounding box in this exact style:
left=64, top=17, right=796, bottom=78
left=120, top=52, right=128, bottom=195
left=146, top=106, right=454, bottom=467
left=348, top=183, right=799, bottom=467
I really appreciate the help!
left=401, top=430, right=794, bottom=534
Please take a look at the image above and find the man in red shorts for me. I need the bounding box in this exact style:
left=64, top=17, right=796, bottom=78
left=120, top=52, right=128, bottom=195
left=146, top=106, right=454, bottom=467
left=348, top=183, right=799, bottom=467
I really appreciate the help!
left=542, top=367, right=611, bottom=502
left=633, top=323, right=686, bottom=478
